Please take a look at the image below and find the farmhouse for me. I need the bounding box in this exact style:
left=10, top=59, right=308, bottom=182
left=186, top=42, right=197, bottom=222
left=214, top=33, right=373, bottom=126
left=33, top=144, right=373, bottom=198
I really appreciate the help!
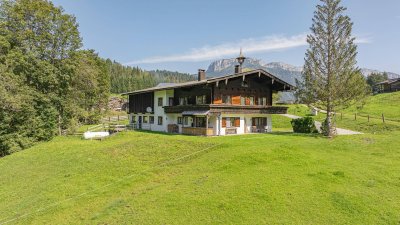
left=123, top=54, right=294, bottom=136
left=375, top=78, right=400, bottom=93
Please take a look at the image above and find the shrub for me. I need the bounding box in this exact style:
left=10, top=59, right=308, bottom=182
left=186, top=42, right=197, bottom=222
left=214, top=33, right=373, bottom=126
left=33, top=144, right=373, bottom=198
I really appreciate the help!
left=291, top=117, right=318, bottom=133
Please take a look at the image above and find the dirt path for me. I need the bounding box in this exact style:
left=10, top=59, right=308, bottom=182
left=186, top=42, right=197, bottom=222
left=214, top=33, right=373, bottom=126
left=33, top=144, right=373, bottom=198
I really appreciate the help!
left=281, top=114, right=363, bottom=135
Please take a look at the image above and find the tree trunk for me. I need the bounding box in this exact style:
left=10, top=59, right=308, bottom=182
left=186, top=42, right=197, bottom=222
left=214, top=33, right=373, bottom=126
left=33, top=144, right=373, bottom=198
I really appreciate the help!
left=325, top=96, right=335, bottom=137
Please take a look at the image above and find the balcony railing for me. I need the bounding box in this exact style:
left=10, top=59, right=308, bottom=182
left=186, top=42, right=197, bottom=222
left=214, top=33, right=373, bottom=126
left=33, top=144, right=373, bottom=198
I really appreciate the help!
left=164, top=104, right=288, bottom=114
left=182, top=127, right=214, bottom=136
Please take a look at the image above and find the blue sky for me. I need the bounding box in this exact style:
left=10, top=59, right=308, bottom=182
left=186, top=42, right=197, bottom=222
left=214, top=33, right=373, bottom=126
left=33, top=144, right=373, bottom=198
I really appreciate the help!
left=51, top=0, right=400, bottom=74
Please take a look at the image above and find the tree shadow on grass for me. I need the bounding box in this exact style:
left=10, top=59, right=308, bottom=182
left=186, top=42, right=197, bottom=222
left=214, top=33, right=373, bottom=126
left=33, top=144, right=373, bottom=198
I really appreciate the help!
left=127, top=129, right=182, bottom=136
left=268, top=131, right=323, bottom=139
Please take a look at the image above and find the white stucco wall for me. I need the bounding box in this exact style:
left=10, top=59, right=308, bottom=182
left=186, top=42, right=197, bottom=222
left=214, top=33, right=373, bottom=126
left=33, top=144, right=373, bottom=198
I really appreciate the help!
left=216, top=114, right=272, bottom=135
left=151, top=90, right=174, bottom=132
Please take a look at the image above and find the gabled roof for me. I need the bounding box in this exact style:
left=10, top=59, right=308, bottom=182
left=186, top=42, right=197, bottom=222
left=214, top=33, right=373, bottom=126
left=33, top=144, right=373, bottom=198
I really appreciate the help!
left=376, top=78, right=400, bottom=85
left=121, top=69, right=294, bottom=95
left=156, top=83, right=178, bottom=87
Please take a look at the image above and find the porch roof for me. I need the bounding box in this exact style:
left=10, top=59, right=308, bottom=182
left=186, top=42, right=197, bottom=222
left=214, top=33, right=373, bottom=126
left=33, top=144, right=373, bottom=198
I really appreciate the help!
left=182, top=110, right=210, bottom=116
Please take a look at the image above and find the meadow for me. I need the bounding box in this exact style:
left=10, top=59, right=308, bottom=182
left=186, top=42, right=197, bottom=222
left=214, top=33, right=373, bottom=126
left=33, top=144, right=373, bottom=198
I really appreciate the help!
left=1, top=129, right=400, bottom=224
left=1, top=92, right=399, bottom=224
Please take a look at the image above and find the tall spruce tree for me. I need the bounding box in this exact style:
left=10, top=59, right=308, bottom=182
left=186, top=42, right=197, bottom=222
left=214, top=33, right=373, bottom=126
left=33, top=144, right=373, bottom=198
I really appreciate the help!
left=297, top=0, right=369, bottom=137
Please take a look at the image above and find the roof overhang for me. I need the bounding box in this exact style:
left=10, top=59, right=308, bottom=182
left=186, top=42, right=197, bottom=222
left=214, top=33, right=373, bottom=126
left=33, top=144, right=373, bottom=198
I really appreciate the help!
left=182, top=110, right=210, bottom=116
left=122, top=69, right=295, bottom=95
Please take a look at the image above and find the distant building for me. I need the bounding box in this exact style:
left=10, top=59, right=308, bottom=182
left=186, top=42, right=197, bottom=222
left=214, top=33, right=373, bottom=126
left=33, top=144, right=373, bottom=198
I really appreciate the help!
left=375, top=78, right=400, bottom=93
left=122, top=53, right=294, bottom=136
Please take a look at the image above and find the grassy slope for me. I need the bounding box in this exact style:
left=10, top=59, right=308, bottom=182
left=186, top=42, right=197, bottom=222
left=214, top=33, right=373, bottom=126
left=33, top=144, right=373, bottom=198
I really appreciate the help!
left=1, top=130, right=400, bottom=224
left=344, top=92, right=400, bottom=120
left=283, top=92, right=400, bottom=134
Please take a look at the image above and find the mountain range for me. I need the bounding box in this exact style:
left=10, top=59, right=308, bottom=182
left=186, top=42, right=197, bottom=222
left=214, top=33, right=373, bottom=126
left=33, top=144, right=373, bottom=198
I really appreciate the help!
left=205, top=58, right=400, bottom=86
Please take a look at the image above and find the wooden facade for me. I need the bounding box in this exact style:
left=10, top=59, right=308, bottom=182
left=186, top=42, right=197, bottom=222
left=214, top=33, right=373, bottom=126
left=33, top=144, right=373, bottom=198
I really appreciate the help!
left=124, top=69, right=294, bottom=136
left=163, top=72, right=287, bottom=115
left=212, top=75, right=272, bottom=106
left=172, top=85, right=212, bottom=106
left=163, top=105, right=289, bottom=114
left=128, top=92, right=154, bottom=113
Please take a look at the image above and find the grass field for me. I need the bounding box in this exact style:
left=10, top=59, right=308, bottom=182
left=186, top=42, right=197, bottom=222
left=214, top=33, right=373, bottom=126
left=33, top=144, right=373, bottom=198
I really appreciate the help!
left=283, top=92, right=400, bottom=134
left=1, top=128, right=400, bottom=224
left=1, top=92, right=399, bottom=224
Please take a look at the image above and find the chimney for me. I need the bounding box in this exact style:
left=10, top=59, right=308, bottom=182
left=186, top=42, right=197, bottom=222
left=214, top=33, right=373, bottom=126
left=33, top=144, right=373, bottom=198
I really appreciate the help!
left=234, top=65, right=241, bottom=74
left=198, top=69, right=206, bottom=81
left=235, top=48, right=246, bottom=74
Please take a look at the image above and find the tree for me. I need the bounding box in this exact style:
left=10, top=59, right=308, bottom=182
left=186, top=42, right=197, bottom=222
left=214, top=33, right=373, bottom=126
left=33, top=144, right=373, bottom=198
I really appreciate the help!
left=0, top=0, right=110, bottom=156
left=296, top=0, right=369, bottom=137
left=366, top=72, right=388, bottom=89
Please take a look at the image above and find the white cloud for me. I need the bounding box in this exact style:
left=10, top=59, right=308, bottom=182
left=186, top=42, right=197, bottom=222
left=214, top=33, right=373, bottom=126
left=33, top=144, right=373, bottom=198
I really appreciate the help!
left=355, top=36, right=372, bottom=44
left=125, top=34, right=308, bottom=64
left=125, top=33, right=372, bottom=65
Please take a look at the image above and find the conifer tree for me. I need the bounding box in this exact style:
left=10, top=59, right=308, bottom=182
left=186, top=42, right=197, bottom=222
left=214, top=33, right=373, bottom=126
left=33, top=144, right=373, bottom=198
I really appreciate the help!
left=296, top=0, right=369, bottom=137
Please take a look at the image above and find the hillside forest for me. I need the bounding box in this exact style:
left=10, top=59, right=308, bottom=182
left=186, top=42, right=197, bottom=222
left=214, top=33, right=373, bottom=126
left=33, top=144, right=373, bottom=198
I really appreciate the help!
left=0, top=0, right=193, bottom=156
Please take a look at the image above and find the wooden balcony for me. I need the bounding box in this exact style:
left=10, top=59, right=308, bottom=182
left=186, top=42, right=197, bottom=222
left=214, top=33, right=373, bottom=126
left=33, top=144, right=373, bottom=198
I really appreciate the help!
left=164, top=104, right=288, bottom=114
left=182, top=127, right=214, bottom=136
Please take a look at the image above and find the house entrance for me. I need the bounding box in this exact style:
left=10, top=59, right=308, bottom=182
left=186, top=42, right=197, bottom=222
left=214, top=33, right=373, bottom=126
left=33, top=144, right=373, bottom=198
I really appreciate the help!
left=138, top=116, right=142, bottom=129
left=251, top=117, right=267, bottom=133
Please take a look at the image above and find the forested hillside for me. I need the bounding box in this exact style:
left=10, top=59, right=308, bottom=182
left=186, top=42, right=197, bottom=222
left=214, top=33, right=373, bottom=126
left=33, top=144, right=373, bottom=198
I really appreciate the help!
left=107, top=60, right=195, bottom=93
left=0, top=0, right=109, bottom=156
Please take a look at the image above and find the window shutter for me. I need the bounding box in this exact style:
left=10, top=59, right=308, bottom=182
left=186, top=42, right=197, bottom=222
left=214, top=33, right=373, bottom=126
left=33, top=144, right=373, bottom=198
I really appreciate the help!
left=222, top=118, right=226, bottom=128
left=232, top=95, right=240, bottom=105
left=213, top=96, right=222, bottom=104
left=234, top=118, right=240, bottom=127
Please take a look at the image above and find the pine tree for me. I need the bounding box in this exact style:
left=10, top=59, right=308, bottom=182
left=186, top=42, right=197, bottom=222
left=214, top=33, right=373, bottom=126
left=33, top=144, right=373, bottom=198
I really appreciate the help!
left=296, top=0, right=369, bottom=137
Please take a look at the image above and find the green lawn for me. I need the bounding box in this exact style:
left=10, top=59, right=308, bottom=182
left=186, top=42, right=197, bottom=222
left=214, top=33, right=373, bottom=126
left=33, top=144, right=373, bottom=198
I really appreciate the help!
left=344, top=92, right=400, bottom=120
left=282, top=92, right=400, bottom=134
left=1, top=129, right=400, bottom=224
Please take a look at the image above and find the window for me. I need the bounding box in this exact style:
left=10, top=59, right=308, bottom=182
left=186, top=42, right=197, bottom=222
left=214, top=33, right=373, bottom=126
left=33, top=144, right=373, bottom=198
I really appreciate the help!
left=169, top=97, right=174, bottom=106
left=131, top=116, right=136, bottom=123
left=222, top=117, right=240, bottom=128
left=196, top=95, right=206, bottom=105
left=158, top=116, right=163, bottom=125
left=179, top=97, right=188, bottom=105
left=158, top=97, right=163, bottom=106
left=177, top=117, right=183, bottom=124
left=184, top=117, right=189, bottom=125
left=149, top=116, right=154, bottom=124
left=258, top=97, right=263, bottom=106
left=222, top=95, right=231, bottom=104
left=194, top=117, right=206, bottom=127
left=249, top=96, right=254, bottom=105
left=263, top=97, right=267, bottom=106
left=143, top=116, right=148, bottom=123
left=241, top=96, right=245, bottom=105
left=252, top=117, right=267, bottom=126
left=245, top=97, right=250, bottom=105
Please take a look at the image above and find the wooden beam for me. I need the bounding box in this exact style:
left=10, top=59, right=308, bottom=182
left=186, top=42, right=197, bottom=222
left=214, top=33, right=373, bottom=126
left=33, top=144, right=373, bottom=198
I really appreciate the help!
left=216, top=81, right=219, bottom=87
left=225, top=79, right=228, bottom=85
left=272, top=79, right=275, bottom=84
left=258, top=72, right=261, bottom=78
left=242, top=74, right=246, bottom=81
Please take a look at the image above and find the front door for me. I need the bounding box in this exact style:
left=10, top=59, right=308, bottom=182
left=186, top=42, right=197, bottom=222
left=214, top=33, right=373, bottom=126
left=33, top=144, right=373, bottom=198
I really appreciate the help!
left=252, top=117, right=267, bottom=133
left=138, top=116, right=142, bottom=129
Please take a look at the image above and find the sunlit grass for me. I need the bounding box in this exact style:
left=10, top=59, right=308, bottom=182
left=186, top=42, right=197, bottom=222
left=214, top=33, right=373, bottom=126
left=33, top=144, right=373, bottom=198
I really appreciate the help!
left=1, top=129, right=400, bottom=224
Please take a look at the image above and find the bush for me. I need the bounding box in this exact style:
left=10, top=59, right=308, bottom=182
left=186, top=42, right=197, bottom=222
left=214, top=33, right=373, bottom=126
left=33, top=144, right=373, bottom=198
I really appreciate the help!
left=291, top=117, right=318, bottom=133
